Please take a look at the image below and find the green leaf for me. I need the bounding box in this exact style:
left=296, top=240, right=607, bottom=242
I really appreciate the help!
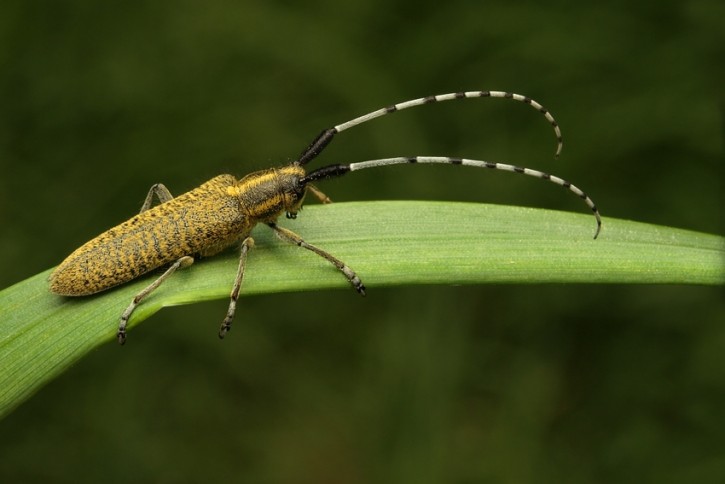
left=0, top=201, right=723, bottom=418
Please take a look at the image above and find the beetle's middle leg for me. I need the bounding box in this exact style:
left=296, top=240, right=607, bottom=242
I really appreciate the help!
left=117, top=255, right=194, bottom=345
left=266, top=222, right=366, bottom=296
left=218, top=237, right=255, bottom=339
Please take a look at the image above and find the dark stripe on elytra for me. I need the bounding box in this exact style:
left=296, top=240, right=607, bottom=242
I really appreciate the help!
left=152, top=233, right=163, bottom=259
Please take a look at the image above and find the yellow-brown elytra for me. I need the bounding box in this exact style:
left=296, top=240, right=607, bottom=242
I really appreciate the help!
left=49, top=91, right=602, bottom=344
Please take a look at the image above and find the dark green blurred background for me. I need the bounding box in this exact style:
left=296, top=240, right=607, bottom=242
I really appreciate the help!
left=1, top=0, right=723, bottom=482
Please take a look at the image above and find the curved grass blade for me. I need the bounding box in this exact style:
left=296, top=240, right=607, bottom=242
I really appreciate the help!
left=0, top=201, right=723, bottom=418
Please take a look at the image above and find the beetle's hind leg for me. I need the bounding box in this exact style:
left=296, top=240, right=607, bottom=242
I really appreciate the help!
left=266, top=222, right=365, bottom=295
left=140, top=183, right=174, bottom=212
left=117, top=255, right=194, bottom=345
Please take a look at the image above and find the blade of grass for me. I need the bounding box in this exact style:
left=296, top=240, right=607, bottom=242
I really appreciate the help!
left=1, top=200, right=723, bottom=418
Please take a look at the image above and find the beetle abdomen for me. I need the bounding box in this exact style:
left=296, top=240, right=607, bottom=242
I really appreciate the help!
left=50, top=175, right=249, bottom=296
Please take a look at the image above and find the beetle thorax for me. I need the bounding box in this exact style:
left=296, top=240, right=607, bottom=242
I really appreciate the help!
left=228, top=164, right=306, bottom=221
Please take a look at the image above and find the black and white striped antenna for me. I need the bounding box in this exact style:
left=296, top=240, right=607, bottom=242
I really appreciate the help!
left=296, top=90, right=601, bottom=239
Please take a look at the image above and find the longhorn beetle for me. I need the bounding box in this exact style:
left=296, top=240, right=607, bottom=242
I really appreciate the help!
left=49, top=91, right=602, bottom=344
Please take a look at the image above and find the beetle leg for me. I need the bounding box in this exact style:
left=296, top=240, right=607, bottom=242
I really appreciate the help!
left=306, top=184, right=332, bottom=204
left=117, top=255, right=194, bottom=345
left=219, top=237, right=254, bottom=339
left=267, top=222, right=365, bottom=296
left=139, top=183, right=174, bottom=212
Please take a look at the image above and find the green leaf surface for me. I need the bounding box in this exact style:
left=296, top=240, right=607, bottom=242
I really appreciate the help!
left=1, top=201, right=723, bottom=418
